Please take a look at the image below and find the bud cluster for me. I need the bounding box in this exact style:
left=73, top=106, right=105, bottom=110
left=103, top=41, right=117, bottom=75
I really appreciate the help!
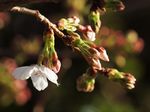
left=58, top=16, right=97, bottom=42
left=78, top=25, right=96, bottom=41
left=58, top=16, right=80, bottom=32
left=76, top=70, right=95, bottom=92
left=38, top=29, right=61, bottom=73
left=104, top=68, right=136, bottom=89
left=10, top=6, right=137, bottom=93
left=72, top=37, right=109, bottom=72
left=57, top=16, right=136, bottom=92
left=88, top=10, right=101, bottom=33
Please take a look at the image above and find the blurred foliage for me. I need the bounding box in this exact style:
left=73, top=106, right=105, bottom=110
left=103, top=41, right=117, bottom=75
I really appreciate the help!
left=0, top=0, right=149, bottom=112
left=96, top=27, right=144, bottom=79
left=0, top=58, right=31, bottom=107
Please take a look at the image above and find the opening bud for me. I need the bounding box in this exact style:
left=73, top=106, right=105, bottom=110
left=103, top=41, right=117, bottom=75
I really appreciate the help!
left=106, top=68, right=136, bottom=89
left=82, top=25, right=96, bottom=41
left=123, top=73, right=136, bottom=89
left=96, top=47, right=109, bottom=62
left=76, top=73, right=95, bottom=92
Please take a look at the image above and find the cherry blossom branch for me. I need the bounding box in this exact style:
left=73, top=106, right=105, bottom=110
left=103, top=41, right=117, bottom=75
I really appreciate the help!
left=10, top=6, right=136, bottom=92
left=11, top=6, right=64, bottom=38
left=99, top=68, right=136, bottom=89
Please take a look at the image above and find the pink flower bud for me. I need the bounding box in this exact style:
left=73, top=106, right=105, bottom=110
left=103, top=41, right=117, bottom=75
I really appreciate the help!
left=79, top=25, right=96, bottom=41
left=91, top=58, right=101, bottom=70
left=68, top=16, right=80, bottom=25
left=78, top=25, right=86, bottom=31
left=72, top=16, right=80, bottom=25
left=88, top=48, right=101, bottom=59
left=51, top=59, right=61, bottom=73
left=96, top=47, right=109, bottom=62
left=85, top=25, right=96, bottom=41
left=51, top=52, right=61, bottom=73
left=123, top=73, right=136, bottom=89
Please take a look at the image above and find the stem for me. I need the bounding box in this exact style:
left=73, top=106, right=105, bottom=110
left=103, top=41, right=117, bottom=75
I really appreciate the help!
left=11, top=6, right=64, bottom=38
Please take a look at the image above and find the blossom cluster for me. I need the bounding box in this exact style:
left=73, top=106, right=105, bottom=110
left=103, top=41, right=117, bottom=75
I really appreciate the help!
left=12, top=29, right=60, bottom=91
left=11, top=4, right=137, bottom=92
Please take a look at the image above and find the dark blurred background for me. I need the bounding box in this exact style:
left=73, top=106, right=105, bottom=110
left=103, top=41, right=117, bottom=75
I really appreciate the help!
left=0, top=0, right=150, bottom=112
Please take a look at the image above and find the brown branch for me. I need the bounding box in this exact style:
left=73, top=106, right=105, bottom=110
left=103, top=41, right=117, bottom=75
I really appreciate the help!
left=0, top=0, right=51, bottom=11
left=11, top=6, right=64, bottom=38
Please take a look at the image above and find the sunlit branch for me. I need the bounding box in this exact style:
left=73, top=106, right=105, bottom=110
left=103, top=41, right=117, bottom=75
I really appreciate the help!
left=11, top=6, right=64, bottom=38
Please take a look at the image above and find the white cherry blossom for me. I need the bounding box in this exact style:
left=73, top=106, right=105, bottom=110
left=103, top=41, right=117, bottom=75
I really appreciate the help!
left=84, top=25, right=96, bottom=41
left=87, top=31, right=96, bottom=41
left=12, top=65, right=59, bottom=91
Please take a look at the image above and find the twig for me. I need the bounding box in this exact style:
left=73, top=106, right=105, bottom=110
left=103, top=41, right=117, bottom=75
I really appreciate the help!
left=11, top=6, right=64, bottom=38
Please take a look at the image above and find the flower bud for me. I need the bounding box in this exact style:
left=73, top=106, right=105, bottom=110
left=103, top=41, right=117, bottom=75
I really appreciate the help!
left=38, top=29, right=61, bottom=73
left=58, top=16, right=80, bottom=32
left=123, top=73, right=136, bottom=89
left=88, top=10, right=101, bottom=33
left=96, top=47, right=109, bottom=62
left=86, top=25, right=96, bottom=41
left=88, top=47, right=101, bottom=59
left=69, top=16, right=80, bottom=25
left=58, top=18, right=67, bottom=30
left=106, top=68, right=136, bottom=89
left=79, top=25, right=96, bottom=41
left=76, top=74, right=95, bottom=92
left=51, top=52, right=61, bottom=73
left=51, top=59, right=61, bottom=73
left=91, top=58, right=101, bottom=70
left=72, top=38, right=102, bottom=71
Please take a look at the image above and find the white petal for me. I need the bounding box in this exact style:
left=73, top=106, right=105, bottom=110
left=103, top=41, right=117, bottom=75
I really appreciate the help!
left=98, top=47, right=109, bottom=62
left=99, top=50, right=109, bottom=62
left=12, top=66, right=35, bottom=80
left=42, top=66, right=59, bottom=86
left=92, top=58, right=102, bottom=70
left=87, top=32, right=96, bottom=41
left=31, top=74, right=48, bottom=91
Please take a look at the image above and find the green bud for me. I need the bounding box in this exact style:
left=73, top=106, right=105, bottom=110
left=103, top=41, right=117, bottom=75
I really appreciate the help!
left=58, top=17, right=80, bottom=32
left=38, top=29, right=56, bottom=66
left=88, top=10, right=101, bottom=33
left=58, top=18, right=68, bottom=30
left=108, top=68, right=124, bottom=80
left=106, top=68, right=136, bottom=89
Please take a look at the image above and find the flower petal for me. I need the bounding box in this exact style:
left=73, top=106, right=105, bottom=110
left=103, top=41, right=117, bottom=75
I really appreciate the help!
left=87, top=31, right=96, bottom=41
left=31, top=74, right=48, bottom=91
left=12, top=66, right=35, bottom=80
left=91, top=58, right=102, bottom=70
left=42, top=66, right=59, bottom=86
left=98, top=47, right=109, bottom=62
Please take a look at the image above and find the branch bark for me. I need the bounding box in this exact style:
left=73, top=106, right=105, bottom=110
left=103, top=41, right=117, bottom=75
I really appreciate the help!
left=0, top=0, right=51, bottom=11
left=11, top=6, right=64, bottom=37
